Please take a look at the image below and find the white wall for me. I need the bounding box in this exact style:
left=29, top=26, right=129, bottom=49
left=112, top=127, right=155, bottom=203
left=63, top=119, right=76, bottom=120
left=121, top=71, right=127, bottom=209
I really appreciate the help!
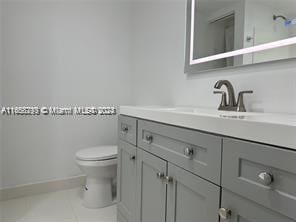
left=1, top=0, right=296, bottom=189
left=131, top=0, right=296, bottom=114
left=0, top=0, right=132, bottom=188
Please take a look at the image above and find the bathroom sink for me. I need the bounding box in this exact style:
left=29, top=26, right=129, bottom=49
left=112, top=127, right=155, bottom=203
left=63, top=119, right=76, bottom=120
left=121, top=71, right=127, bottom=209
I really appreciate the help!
left=126, top=106, right=272, bottom=121
left=149, top=106, right=296, bottom=126
left=158, top=107, right=263, bottom=119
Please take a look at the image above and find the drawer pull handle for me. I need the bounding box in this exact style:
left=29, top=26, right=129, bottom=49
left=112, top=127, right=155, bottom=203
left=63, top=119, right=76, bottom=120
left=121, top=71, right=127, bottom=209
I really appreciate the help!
left=156, top=172, right=165, bottom=180
left=122, top=126, right=129, bottom=133
left=218, top=208, right=231, bottom=220
left=130, top=155, right=136, bottom=161
left=258, top=172, right=274, bottom=186
left=145, top=135, right=153, bottom=144
left=184, top=147, right=194, bottom=158
left=165, top=176, right=174, bottom=184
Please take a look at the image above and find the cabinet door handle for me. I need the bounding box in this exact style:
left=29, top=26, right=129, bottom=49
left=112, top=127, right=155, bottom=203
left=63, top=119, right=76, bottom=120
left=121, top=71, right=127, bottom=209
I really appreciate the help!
left=145, top=135, right=153, bottom=144
left=130, top=155, right=136, bottom=161
left=258, top=172, right=274, bottom=186
left=165, top=176, right=174, bottom=184
left=156, top=172, right=165, bottom=180
left=184, top=147, right=194, bottom=158
left=218, top=208, right=231, bottom=220
left=122, top=126, right=129, bottom=133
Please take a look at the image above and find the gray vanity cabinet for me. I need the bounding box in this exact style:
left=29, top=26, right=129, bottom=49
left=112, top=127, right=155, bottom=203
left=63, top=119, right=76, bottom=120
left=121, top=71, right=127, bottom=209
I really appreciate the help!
left=136, top=149, right=167, bottom=222
left=167, top=163, right=220, bottom=222
left=222, top=138, right=296, bottom=220
left=220, top=189, right=294, bottom=222
left=117, top=140, right=137, bottom=222
left=118, top=115, right=296, bottom=222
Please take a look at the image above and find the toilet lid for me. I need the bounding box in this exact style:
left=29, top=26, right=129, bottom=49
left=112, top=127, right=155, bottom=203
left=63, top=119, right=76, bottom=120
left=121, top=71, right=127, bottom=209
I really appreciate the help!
left=76, top=145, right=117, bottom=161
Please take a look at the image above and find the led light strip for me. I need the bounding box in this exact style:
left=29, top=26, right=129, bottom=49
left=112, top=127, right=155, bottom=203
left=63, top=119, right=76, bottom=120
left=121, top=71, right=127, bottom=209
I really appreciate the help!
left=189, top=0, right=296, bottom=65
left=189, top=0, right=196, bottom=63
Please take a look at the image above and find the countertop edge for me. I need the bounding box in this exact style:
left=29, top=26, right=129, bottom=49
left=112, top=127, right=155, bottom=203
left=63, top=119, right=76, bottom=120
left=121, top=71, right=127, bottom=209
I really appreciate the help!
left=119, top=106, right=296, bottom=150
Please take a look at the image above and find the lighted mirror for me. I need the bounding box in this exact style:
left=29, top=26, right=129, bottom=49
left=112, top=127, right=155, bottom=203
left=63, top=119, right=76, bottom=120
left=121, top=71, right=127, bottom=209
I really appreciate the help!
left=185, top=0, right=296, bottom=73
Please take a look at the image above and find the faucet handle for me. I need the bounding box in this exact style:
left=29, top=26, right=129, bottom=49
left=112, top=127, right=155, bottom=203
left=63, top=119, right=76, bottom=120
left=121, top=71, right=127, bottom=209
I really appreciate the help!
left=239, top=90, right=253, bottom=94
left=214, top=91, right=227, bottom=108
left=237, top=90, right=253, bottom=112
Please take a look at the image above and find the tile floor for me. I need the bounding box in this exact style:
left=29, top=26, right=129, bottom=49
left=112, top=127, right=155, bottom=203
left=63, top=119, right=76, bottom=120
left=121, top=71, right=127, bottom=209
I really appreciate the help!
left=0, top=188, right=117, bottom=222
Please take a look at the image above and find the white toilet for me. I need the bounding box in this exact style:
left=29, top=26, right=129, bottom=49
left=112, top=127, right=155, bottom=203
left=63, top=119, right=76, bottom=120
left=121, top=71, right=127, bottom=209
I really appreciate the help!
left=76, top=145, right=117, bottom=209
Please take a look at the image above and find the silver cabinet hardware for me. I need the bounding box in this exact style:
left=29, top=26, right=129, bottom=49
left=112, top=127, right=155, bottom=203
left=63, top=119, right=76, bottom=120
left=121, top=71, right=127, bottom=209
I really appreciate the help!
left=156, top=172, right=165, bottom=180
left=218, top=208, right=231, bottom=220
left=165, top=176, right=174, bottom=184
left=145, top=135, right=153, bottom=144
left=122, top=126, right=129, bottom=133
left=258, top=172, right=274, bottom=186
left=184, top=147, right=194, bottom=158
left=130, top=155, right=136, bottom=161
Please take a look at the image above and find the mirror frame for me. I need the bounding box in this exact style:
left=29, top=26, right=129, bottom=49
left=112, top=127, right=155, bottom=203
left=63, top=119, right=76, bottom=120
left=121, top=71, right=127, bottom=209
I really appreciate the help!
left=185, top=0, right=296, bottom=73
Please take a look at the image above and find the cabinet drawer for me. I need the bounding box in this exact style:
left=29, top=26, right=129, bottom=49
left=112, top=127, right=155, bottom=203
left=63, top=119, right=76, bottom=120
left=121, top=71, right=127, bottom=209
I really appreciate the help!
left=138, top=120, right=222, bottom=184
left=118, top=115, right=137, bottom=146
left=220, top=189, right=294, bottom=222
left=222, top=138, right=296, bottom=219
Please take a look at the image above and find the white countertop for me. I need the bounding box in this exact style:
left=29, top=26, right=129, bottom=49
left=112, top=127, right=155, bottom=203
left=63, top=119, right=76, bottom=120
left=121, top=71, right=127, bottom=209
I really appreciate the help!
left=120, top=106, right=296, bottom=150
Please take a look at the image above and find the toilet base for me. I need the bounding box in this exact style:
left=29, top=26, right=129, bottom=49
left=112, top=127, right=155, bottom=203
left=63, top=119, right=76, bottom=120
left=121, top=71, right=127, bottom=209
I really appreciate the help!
left=83, top=177, right=115, bottom=209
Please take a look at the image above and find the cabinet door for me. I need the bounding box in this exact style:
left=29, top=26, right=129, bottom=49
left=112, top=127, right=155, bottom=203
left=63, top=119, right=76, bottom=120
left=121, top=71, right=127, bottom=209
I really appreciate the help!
left=167, top=163, right=220, bottom=222
left=136, top=149, right=167, bottom=222
left=117, top=140, right=137, bottom=222
left=220, top=189, right=294, bottom=222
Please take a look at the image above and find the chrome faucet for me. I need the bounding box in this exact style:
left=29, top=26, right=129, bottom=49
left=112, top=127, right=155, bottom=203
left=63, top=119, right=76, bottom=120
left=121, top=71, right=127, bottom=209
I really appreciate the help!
left=214, top=80, right=253, bottom=112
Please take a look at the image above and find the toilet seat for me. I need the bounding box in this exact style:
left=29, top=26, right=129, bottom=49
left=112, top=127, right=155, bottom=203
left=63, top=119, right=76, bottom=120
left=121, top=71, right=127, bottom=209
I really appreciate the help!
left=76, top=145, right=117, bottom=161
left=76, top=158, right=117, bottom=167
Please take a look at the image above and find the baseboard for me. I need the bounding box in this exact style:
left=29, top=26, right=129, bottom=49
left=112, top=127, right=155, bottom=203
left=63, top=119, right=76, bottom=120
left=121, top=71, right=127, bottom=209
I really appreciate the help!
left=0, top=175, right=86, bottom=201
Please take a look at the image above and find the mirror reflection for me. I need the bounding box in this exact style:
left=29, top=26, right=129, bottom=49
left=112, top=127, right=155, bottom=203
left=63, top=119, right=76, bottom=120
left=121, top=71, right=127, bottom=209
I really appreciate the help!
left=191, top=0, right=296, bottom=71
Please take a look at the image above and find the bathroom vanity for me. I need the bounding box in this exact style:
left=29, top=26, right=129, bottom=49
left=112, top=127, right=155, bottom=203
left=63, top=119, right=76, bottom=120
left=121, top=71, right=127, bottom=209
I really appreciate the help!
left=117, top=106, right=296, bottom=222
